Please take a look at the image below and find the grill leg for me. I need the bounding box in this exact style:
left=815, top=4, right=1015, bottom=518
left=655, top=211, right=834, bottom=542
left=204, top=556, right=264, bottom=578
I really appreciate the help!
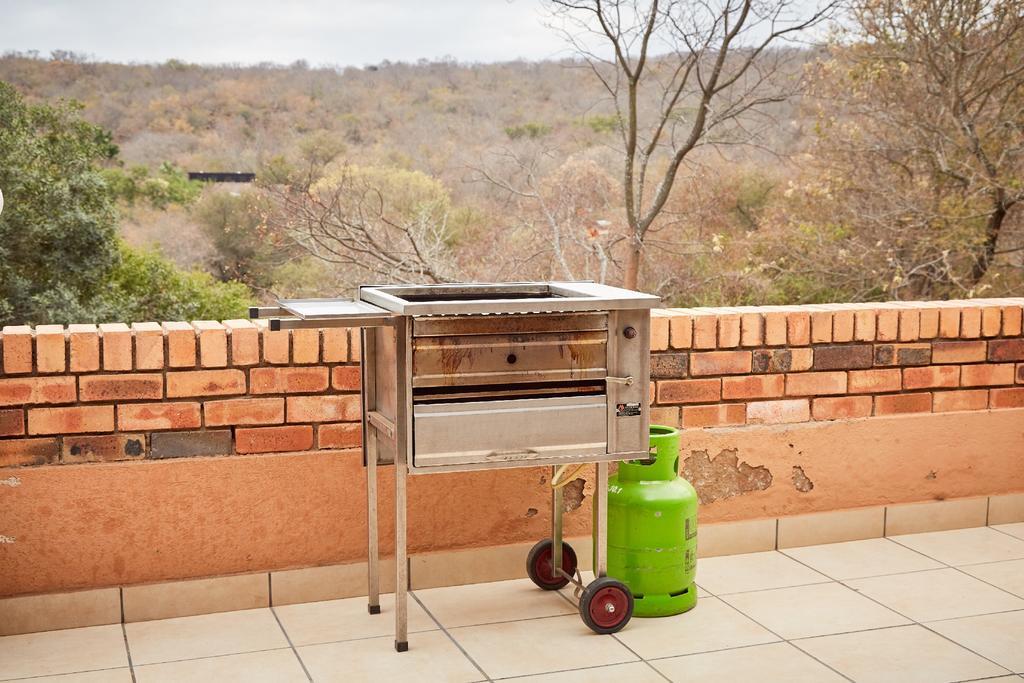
left=366, top=429, right=380, bottom=615
left=595, top=461, right=608, bottom=578
left=552, top=466, right=563, bottom=573
left=394, top=451, right=408, bottom=651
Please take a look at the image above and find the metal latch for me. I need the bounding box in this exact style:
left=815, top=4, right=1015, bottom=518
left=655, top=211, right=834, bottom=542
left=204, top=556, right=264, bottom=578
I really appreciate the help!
left=605, top=376, right=635, bottom=386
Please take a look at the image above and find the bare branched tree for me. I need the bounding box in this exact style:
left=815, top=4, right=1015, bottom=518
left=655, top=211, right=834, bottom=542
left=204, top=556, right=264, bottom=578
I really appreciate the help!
left=261, top=164, right=457, bottom=289
left=544, top=0, right=837, bottom=288
left=470, top=147, right=623, bottom=283
left=833, top=0, right=1024, bottom=291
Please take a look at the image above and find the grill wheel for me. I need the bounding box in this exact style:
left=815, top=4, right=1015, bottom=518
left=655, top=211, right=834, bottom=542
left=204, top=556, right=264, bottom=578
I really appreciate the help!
left=526, top=539, right=578, bottom=590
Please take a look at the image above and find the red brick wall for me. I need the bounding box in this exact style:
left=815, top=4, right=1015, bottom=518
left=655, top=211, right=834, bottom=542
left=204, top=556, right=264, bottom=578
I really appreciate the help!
left=0, top=321, right=362, bottom=467
left=647, top=301, right=1024, bottom=431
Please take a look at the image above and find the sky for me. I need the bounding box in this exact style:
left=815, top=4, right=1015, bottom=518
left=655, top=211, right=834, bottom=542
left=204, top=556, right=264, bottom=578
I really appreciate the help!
left=0, top=0, right=570, bottom=66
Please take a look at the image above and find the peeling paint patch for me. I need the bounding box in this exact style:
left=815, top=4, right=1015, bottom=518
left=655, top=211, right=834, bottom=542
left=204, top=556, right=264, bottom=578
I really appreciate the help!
left=792, top=465, right=814, bottom=493
left=562, top=478, right=586, bottom=512
left=683, top=449, right=773, bottom=504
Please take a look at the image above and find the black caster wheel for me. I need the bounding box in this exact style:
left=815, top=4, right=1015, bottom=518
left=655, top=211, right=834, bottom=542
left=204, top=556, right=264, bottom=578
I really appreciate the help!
left=579, top=577, right=633, bottom=634
left=526, top=539, right=578, bottom=590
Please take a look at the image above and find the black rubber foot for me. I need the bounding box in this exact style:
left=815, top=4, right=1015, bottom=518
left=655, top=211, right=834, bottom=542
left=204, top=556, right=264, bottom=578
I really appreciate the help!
left=368, top=604, right=381, bottom=615
left=395, top=641, right=409, bottom=652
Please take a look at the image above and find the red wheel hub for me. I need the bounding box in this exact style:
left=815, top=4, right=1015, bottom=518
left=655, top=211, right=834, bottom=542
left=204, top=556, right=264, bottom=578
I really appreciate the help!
left=534, top=545, right=573, bottom=586
left=588, top=586, right=629, bottom=628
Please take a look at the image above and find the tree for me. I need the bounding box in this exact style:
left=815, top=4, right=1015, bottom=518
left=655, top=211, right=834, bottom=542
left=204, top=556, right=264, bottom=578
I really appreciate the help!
left=95, top=243, right=253, bottom=323
left=544, top=0, right=836, bottom=288
left=472, top=149, right=622, bottom=283
left=788, top=0, right=1024, bottom=298
left=195, top=189, right=282, bottom=288
left=0, top=81, right=120, bottom=324
left=262, top=164, right=458, bottom=288
left=0, top=81, right=255, bottom=324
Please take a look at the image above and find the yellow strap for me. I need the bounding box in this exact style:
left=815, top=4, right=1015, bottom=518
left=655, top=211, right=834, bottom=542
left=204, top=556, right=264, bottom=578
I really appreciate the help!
left=550, top=463, right=588, bottom=489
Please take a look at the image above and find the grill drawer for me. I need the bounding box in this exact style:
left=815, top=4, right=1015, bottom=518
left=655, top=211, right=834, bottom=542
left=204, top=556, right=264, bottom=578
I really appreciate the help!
left=413, top=395, right=607, bottom=467
left=412, top=330, right=607, bottom=388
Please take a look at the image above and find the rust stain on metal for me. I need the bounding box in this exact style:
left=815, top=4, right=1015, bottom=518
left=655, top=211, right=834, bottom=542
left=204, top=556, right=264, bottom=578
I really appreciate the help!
left=682, top=449, right=773, bottom=504
left=791, top=465, right=814, bottom=493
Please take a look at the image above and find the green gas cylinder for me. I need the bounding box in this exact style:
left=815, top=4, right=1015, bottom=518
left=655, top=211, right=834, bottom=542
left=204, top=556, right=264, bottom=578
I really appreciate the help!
left=605, top=425, right=698, bottom=617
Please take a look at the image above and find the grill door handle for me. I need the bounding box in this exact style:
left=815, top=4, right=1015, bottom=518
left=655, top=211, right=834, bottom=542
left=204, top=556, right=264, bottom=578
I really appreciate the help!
left=485, top=448, right=539, bottom=460
left=605, top=376, right=635, bottom=386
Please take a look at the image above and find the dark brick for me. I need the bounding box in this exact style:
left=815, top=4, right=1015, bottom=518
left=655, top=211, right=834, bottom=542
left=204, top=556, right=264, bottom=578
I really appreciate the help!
left=62, top=434, right=146, bottom=464
left=753, top=349, right=791, bottom=373
left=874, top=343, right=930, bottom=366
left=752, top=348, right=812, bottom=374
left=150, top=430, right=233, bottom=459
left=812, top=344, right=873, bottom=370
left=988, top=339, right=1024, bottom=362
left=0, top=438, right=59, bottom=467
left=650, top=353, right=689, bottom=379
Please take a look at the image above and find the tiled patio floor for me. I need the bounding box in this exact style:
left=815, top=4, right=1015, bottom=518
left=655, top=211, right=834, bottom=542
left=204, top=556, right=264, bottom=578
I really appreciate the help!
left=4, top=523, right=1024, bottom=682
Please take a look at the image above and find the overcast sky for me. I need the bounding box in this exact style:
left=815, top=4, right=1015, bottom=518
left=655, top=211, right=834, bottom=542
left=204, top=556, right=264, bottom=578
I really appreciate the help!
left=0, top=0, right=569, bottom=66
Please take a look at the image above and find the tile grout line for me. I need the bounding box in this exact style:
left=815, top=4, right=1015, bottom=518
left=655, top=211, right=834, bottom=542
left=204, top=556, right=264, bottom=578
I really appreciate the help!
left=885, top=532, right=1024, bottom=601
left=705, top=579, right=856, bottom=683
left=111, top=645, right=296, bottom=670
left=120, top=587, right=137, bottom=683
left=547, top=583, right=670, bottom=681
left=409, top=590, right=493, bottom=683
left=782, top=549, right=1016, bottom=677
left=270, top=606, right=314, bottom=682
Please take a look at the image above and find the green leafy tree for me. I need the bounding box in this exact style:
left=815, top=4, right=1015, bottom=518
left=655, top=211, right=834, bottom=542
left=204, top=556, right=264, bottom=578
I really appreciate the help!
left=0, top=81, right=120, bottom=324
left=195, top=190, right=281, bottom=288
left=103, top=162, right=203, bottom=209
left=95, top=243, right=253, bottom=323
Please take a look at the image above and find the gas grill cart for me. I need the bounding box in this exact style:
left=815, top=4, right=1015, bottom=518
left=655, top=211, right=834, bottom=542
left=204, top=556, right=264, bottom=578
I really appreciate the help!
left=252, top=282, right=660, bottom=651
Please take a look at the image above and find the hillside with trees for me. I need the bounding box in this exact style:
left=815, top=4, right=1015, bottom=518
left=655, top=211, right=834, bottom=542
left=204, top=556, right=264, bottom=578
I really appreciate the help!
left=0, top=0, right=1020, bottom=324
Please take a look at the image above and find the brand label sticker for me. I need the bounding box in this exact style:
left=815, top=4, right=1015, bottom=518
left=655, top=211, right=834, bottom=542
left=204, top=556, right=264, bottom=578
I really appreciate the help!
left=616, top=402, right=642, bottom=417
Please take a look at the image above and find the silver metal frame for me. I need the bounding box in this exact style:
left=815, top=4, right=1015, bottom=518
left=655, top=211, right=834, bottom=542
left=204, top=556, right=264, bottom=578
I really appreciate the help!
left=258, top=282, right=659, bottom=653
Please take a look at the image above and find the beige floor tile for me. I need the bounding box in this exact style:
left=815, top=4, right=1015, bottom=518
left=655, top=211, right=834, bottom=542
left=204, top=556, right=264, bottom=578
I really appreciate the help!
left=891, top=527, right=1024, bottom=566
left=415, top=578, right=575, bottom=628
left=134, top=648, right=307, bottom=682
left=962, top=559, right=1024, bottom=598
left=794, top=624, right=1009, bottom=683
left=722, top=581, right=910, bottom=639
left=125, top=608, right=289, bottom=665
left=0, top=588, right=121, bottom=636
left=508, top=662, right=665, bottom=682
left=777, top=506, right=885, bottom=548
left=651, top=642, right=847, bottom=683
left=0, top=624, right=127, bottom=681
left=989, top=494, right=1024, bottom=525
left=693, top=551, right=830, bottom=595
left=929, top=610, right=1024, bottom=674
left=274, top=593, right=437, bottom=646
left=995, top=522, right=1024, bottom=541
left=297, top=630, right=482, bottom=683
left=6, top=670, right=134, bottom=682
left=612, top=596, right=778, bottom=659
left=848, top=568, right=1024, bottom=622
left=885, top=497, right=989, bottom=535
left=449, top=615, right=637, bottom=679
left=782, top=537, right=943, bottom=580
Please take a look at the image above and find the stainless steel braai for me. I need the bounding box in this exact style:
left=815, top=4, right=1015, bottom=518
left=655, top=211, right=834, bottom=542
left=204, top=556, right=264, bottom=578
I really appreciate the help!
left=251, top=281, right=660, bottom=650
